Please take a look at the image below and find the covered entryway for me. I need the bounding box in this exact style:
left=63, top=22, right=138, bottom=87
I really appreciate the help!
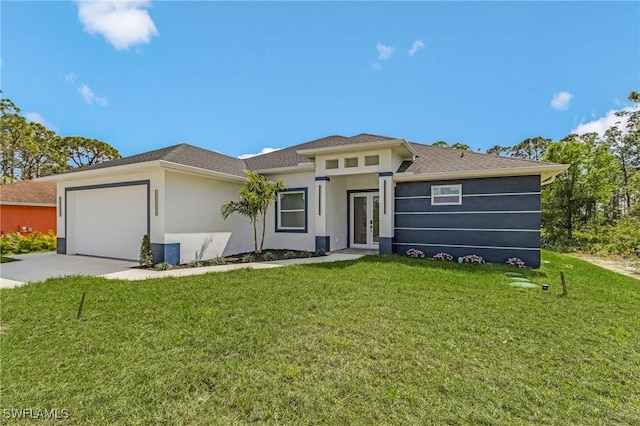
left=349, top=191, right=379, bottom=249
left=67, top=182, right=149, bottom=261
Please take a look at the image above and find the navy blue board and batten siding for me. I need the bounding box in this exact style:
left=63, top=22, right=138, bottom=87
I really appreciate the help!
left=394, top=175, right=542, bottom=267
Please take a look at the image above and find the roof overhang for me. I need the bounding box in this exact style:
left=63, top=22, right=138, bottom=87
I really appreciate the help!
left=36, top=161, right=163, bottom=182
left=393, top=163, right=569, bottom=185
left=296, top=138, right=417, bottom=160
left=36, top=160, right=247, bottom=183
left=158, top=161, right=247, bottom=182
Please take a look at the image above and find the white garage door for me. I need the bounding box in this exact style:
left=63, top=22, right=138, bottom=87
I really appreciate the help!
left=69, top=185, right=147, bottom=260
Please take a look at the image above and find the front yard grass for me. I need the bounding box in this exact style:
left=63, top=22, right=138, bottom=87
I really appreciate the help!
left=1, top=251, right=638, bottom=424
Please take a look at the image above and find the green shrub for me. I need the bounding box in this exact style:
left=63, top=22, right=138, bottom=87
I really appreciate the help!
left=544, top=216, right=640, bottom=258
left=155, top=262, right=172, bottom=271
left=211, top=256, right=226, bottom=265
left=283, top=251, right=297, bottom=259
left=261, top=251, right=277, bottom=261
left=139, top=234, right=154, bottom=268
left=188, top=260, right=203, bottom=268
left=0, top=231, right=56, bottom=255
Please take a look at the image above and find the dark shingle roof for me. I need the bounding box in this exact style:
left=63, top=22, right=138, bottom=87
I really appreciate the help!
left=402, top=143, right=559, bottom=174
left=61, top=143, right=247, bottom=177
left=49, top=134, right=563, bottom=180
left=0, top=181, right=57, bottom=204
left=244, top=133, right=395, bottom=170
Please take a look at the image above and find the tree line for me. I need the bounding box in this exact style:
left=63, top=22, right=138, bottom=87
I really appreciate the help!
left=436, top=91, right=640, bottom=255
left=0, top=93, right=121, bottom=183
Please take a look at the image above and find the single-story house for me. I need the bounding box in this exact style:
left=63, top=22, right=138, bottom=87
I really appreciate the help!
left=0, top=180, right=57, bottom=236
left=39, top=134, right=568, bottom=267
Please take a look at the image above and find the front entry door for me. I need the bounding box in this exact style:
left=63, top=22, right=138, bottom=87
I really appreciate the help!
left=350, top=192, right=379, bottom=249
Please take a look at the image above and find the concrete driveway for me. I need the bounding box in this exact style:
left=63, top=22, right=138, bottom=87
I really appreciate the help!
left=1, top=253, right=137, bottom=288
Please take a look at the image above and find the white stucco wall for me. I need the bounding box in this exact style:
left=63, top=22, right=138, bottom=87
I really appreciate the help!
left=262, top=171, right=316, bottom=252
left=164, top=171, right=255, bottom=260
left=325, top=175, right=348, bottom=251
left=56, top=166, right=166, bottom=258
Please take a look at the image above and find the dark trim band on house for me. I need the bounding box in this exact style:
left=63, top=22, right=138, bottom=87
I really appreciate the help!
left=275, top=187, right=308, bottom=233
left=315, top=176, right=331, bottom=181
left=379, top=172, right=394, bottom=177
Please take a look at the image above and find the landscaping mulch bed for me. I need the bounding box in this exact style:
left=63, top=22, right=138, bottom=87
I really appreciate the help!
left=139, top=249, right=324, bottom=270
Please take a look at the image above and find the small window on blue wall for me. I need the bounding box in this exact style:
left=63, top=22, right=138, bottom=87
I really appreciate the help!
left=277, top=188, right=307, bottom=232
left=431, top=184, right=462, bottom=205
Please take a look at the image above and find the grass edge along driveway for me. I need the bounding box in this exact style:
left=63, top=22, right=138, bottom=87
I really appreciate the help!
left=1, top=251, right=639, bottom=425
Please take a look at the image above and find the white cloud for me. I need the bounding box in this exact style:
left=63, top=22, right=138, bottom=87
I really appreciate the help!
left=237, top=147, right=282, bottom=159
left=550, top=91, right=574, bottom=110
left=571, top=105, right=640, bottom=136
left=376, top=43, right=394, bottom=60
left=79, top=84, right=108, bottom=106
left=25, top=112, right=51, bottom=127
left=77, top=0, right=158, bottom=50
left=372, top=62, right=382, bottom=71
left=408, top=40, right=425, bottom=56
left=65, top=72, right=77, bottom=83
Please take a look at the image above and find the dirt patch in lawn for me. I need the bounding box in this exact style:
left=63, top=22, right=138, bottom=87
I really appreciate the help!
left=568, top=253, right=640, bottom=280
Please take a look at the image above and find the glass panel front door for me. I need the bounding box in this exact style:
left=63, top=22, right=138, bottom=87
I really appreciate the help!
left=353, top=196, right=367, bottom=245
left=350, top=192, right=380, bottom=249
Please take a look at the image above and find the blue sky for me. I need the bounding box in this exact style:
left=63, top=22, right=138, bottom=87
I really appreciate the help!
left=2, top=1, right=639, bottom=158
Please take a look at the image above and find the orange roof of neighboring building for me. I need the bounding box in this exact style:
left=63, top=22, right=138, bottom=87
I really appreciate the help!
left=0, top=180, right=57, bottom=205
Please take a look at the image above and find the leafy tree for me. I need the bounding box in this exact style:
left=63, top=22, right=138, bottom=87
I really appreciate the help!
left=450, top=142, right=472, bottom=151
left=221, top=171, right=286, bottom=254
left=0, top=97, right=28, bottom=183
left=432, top=141, right=472, bottom=150
left=19, top=123, right=66, bottom=180
left=486, top=145, right=507, bottom=156
left=604, top=91, right=640, bottom=213
left=487, top=137, right=550, bottom=160
left=61, top=136, right=121, bottom=167
left=542, top=133, right=617, bottom=241
left=1, top=94, right=121, bottom=181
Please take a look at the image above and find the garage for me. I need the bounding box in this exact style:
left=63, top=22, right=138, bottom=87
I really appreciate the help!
left=67, top=183, right=149, bottom=261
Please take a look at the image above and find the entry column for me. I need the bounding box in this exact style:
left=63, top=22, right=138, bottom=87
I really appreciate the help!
left=378, top=172, right=394, bottom=254
left=314, top=176, right=331, bottom=252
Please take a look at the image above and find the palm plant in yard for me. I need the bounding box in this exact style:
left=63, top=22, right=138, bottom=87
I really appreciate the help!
left=221, top=170, right=285, bottom=254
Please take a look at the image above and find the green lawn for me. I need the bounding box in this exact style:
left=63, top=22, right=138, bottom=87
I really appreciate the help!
left=1, top=251, right=638, bottom=424
left=0, top=256, right=20, bottom=263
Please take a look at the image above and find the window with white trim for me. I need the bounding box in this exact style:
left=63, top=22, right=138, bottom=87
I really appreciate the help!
left=277, top=189, right=307, bottom=232
left=431, top=184, right=462, bottom=205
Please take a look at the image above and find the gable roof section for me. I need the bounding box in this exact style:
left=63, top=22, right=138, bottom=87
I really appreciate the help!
left=244, top=133, right=396, bottom=170
left=0, top=181, right=57, bottom=205
left=58, top=143, right=247, bottom=178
